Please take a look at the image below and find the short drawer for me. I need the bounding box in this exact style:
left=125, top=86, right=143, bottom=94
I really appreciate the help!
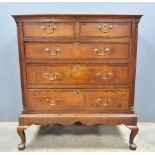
left=23, top=22, right=75, bottom=38
left=26, top=89, right=129, bottom=111
left=25, top=42, right=130, bottom=60
left=26, top=64, right=129, bottom=86
left=80, top=22, right=131, bottom=38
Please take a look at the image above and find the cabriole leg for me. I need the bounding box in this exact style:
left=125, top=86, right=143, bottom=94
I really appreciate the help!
left=127, top=126, right=139, bottom=150
left=17, top=126, right=28, bottom=150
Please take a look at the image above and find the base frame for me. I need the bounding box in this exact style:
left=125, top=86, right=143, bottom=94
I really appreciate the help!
left=17, top=113, right=138, bottom=150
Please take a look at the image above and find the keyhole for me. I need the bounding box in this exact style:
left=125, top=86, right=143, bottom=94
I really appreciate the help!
left=75, top=64, right=80, bottom=71
left=75, top=90, right=80, bottom=95
left=75, top=42, right=80, bottom=48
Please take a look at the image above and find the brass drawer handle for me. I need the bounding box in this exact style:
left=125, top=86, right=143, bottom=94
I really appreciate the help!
left=44, top=48, right=60, bottom=56
left=42, top=72, right=60, bottom=81
left=45, top=97, right=61, bottom=106
left=96, top=98, right=113, bottom=105
left=41, top=24, right=57, bottom=34
left=94, top=48, right=110, bottom=56
left=96, top=72, right=113, bottom=80
left=97, top=24, right=113, bottom=33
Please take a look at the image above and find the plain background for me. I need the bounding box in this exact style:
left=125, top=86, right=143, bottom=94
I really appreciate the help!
left=0, top=2, right=155, bottom=121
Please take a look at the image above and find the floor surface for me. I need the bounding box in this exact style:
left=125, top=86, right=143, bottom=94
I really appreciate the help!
left=0, top=122, right=154, bottom=152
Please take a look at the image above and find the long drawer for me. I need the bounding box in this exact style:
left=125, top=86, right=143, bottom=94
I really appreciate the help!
left=26, top=64, right=129, bottom=86
left=26, top=89, right=129, bottom=111
left=25, top=42, right=130, bottom=60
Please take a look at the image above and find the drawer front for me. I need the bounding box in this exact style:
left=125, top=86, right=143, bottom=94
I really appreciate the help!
left=26, top=89, right=129, bottom=111
left=80, top=23, right=131, bottom=38
left=23, top=22, right=75, bottom=38
left=25, top=42, right=129, bottom=60
left=26, top=64, right=129, bottom=85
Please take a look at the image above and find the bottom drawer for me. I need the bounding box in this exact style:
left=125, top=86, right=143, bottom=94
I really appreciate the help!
left=26, top=89, right=129, bottom=111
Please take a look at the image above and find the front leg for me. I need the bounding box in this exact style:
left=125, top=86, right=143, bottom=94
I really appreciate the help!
left=127, top=126, right=139, bottom=150
left=17, top=126, right=28, bottom=150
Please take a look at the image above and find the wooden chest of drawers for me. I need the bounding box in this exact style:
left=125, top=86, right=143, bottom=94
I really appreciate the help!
left=13, top=14, right=142, bottom=150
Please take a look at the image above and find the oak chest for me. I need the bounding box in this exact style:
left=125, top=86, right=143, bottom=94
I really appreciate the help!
left=13, top=14, right=142, bottom=150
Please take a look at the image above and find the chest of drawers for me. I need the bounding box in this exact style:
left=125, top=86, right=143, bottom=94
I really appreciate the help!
left=13, top=14, right=142, bottom=150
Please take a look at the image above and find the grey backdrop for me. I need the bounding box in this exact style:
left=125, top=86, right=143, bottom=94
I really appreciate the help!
left=0, top=2, right=155, bottom=121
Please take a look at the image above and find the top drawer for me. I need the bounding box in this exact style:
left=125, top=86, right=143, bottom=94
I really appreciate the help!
left=23, top=22, right=75, bottom=38
left=80, top=23, right=131, bottom=38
